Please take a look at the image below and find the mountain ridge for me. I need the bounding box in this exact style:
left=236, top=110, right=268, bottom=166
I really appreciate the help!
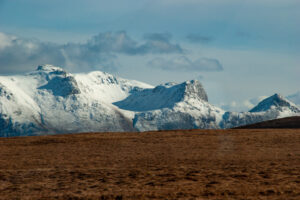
left=0, top=64, right=299, bottom=136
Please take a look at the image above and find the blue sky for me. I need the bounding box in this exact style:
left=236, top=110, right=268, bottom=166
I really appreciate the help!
left=0, top=0, right=299, bottom=111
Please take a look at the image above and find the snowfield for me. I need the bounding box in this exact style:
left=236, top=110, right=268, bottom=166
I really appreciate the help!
left=0, top=64, right=299, bottom=136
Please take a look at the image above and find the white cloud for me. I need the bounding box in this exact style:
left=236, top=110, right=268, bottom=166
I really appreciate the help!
left=220, top=95, right=268, bottom=112
left=0, top=32, right=15, bottom=50
left=0, top=31, right=183, bottom=74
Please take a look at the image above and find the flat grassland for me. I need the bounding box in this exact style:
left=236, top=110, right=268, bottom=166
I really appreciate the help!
left=0, top=129, right=299, bottom=199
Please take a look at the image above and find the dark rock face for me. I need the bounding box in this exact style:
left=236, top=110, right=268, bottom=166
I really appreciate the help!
left=38, top=76, right=80, bottom=97
left=0, top=114, right=13, bottom=136
left=0, top=114, right=43, bottom=137
left=250, top=94, right=300, bottom=113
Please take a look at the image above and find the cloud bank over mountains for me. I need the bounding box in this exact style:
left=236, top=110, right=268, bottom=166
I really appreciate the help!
left=0, top=31, right=222, bottom=74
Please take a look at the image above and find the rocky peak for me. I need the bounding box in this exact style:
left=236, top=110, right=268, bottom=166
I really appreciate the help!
left=36, top=64, right=67, bottom=76
left=183, top=80, right=208, bottom=102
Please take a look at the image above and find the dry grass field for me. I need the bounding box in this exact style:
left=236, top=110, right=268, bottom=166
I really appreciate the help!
left=0, top=129, right=299, bottom=199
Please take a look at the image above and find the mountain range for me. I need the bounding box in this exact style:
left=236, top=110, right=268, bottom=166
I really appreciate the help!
left=0, top=64, right=299, bottom=137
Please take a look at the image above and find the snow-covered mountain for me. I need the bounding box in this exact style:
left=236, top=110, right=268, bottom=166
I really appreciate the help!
left=123, top=80, right=224, bottom=131
left=0, top=65, right=152, bottom=136
left=0, top=64, right=299, bottom=137
left=250, top=93, right=300, bottom=113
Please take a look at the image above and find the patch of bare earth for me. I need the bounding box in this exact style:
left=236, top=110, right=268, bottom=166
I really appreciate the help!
left=0, top=129, right=299, bottom=199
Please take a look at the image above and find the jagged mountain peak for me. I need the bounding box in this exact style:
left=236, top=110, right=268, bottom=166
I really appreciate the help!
left=28, top=64, right=68, bottom=81
left=155, top=80, right=207, bottom=101
left=250, top=93, right=300, bottom=113
left=182, top=80, right=208, bottom=102
left=114, top=79, right=208, bottom=112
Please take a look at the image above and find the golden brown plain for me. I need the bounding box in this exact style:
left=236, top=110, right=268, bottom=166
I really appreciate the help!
left=0, top=129, right=299, bottom=199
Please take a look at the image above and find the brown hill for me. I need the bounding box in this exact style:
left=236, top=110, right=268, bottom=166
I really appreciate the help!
left=235, top=116, right=300, bottom=129
left=0, top=129, right=300, bottom=199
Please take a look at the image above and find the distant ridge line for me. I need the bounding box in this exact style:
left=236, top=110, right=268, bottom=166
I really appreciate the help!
left=234, top=116, right=300, bottom=129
